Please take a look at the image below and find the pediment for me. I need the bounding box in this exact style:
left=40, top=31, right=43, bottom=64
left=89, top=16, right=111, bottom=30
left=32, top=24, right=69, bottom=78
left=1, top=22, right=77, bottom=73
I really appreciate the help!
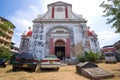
left=48, top=1, right=72, bottom=6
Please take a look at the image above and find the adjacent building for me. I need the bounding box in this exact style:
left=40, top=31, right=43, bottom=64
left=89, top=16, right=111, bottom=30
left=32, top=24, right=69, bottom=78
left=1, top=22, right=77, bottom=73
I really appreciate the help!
left=101, top=45, right=116, bottom=53
left=19, top=1, right=100, bottom=60
left=114, top=40, right=120, bottom=54
left=0, top=17, right=15, bottom=49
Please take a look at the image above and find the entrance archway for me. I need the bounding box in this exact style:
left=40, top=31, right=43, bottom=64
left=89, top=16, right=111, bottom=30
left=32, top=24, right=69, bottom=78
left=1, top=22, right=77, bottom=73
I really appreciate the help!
left=55, top=40, right=65, bottom=60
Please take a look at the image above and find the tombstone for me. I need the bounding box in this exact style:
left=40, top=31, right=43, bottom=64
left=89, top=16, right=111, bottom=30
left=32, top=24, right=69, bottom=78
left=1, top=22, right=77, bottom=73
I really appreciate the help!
left=76, top=62, right=98, bottom=74
left=76, top=62, right=114, bottom=80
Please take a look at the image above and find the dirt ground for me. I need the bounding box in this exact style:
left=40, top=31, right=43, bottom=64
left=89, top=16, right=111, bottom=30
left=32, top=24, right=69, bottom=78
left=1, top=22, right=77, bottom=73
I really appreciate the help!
left=0, top=62, right=120, bottom=80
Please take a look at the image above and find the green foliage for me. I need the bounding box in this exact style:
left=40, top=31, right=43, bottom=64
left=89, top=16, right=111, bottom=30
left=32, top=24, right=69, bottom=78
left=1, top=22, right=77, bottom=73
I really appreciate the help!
left=100, top=0, right=120, bottom=33
left=85, top=51, right=101, bottom=62
left=0, top=21, right=14, bottom=36
left=0, top=46, right=11, bottom=60
left=77, top=51, right=101, bottom=62
left=77, top=55, right=87, bottom=62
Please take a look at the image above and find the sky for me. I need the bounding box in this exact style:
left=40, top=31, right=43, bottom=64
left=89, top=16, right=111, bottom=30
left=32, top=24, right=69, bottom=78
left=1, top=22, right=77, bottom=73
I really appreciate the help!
left=0, top=0, right=119, bottom=48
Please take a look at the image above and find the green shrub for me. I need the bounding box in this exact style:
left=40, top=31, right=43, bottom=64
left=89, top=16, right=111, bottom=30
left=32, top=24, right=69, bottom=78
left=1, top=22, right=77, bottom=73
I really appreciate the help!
left=77, top=51, right=101, bottom=62
left=0, top=46, right=11, bottom=60
left=77, top=55, right=87, bottom=62
left=85, top=51, right=101, bottom=62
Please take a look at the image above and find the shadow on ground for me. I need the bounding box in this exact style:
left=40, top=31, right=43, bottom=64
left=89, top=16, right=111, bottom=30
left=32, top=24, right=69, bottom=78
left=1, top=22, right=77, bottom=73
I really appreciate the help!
left=5, top=69, right=13, bottom=73
left=111, top=69, right=120, bottom=78
left=5, top=69, right=35, bottom=73
left=112, top=69, right=120, bottom=71
left=75, top=72, right=88, bottom=79
left=35, top=67, right=58, bottom=73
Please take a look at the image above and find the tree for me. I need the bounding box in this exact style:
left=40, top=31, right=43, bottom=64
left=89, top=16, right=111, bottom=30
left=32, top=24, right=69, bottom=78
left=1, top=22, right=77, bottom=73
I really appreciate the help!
left=0, top=21, right=14, bottom=36
left=0, top=46, right=11, bottom=60
left=100, top=0, right=120, bottom=33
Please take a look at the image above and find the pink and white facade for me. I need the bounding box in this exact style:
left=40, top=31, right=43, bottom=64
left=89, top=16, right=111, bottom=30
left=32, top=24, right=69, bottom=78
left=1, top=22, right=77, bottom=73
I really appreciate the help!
left=19, top=1, right=100, bottom=60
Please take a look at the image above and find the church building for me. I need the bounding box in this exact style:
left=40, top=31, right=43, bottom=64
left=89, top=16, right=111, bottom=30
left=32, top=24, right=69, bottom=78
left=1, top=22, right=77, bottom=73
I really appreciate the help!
left=19, top=1, right=100, bottom=60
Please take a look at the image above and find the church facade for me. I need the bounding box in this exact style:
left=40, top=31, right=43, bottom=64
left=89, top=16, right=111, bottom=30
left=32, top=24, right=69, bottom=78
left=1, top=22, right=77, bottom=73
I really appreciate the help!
left=19, top=1, right=100, bottom=60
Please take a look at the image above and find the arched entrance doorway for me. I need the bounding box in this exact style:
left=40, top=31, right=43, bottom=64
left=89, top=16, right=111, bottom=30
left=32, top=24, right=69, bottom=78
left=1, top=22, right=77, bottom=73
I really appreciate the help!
left=55, top=40, right=65, bottom=60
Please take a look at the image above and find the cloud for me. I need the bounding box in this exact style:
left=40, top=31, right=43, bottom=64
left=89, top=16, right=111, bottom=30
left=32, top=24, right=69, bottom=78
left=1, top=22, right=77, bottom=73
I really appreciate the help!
left=15, top=32, right=23, bottom=37
left=98, top=30, right=119, bottom=47
left=98, top=30, right=119, bottom=40
left=8, top=5, right=40, bottom=32
left=7, top=5, right=41, bottom=47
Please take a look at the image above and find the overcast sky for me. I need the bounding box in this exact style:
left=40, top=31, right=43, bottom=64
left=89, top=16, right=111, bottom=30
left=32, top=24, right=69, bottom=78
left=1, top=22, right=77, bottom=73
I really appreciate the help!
left=0, top=0, right=119, bottom=48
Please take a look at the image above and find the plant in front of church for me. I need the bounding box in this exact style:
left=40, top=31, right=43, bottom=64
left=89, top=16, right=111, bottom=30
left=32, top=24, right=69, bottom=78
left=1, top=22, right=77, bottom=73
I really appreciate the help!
left=85, top=51, right=101, bottom=62
left=77, top=51, right=101, bottom=62
left=76, top=55, right=87, bottom=62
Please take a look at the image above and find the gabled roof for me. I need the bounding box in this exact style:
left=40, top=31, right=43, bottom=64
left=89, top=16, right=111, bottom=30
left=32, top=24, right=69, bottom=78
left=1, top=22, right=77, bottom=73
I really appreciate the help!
left=26, top=31, right=32, bottom=37
left=102, top=45, right=114, bottom=48
left=48, top=1, right=72, bottom=6
left=87, top=30, right=93, bottom=36
left=102, top=47, right=116, bottom=53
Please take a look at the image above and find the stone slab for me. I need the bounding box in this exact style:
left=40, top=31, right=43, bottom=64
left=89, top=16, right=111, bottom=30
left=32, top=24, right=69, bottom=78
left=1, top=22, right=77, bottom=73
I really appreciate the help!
left=76, top=62, right=114, bottom=80
left=76, top=62, right=98, bottom=68
left=82, top=67, right=114, bottom=80
left=76, top=62, right=98, bottom=74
